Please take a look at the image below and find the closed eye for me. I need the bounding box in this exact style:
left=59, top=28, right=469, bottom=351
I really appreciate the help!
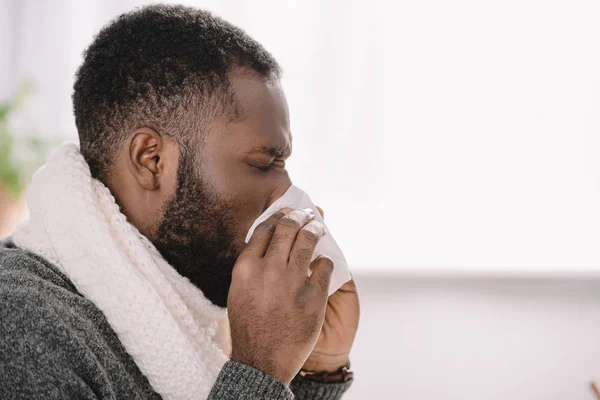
left=250, top=159, right=286, bottom=173
left=252, top=163, right=274, bottom=172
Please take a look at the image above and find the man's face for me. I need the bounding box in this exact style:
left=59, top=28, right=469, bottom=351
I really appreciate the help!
left=153, top=74, right=293, bottom=307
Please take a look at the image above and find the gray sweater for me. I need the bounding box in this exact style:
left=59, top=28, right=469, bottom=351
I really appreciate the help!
left=0, top=241, right=352, bottom=399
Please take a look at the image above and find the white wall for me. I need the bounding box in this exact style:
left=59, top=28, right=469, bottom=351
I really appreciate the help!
left=349, top=273, right=600, bottom=400
left=3, top=0, right=600, bottom=273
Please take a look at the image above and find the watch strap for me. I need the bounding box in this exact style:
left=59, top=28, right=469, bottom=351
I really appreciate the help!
left=299, top=361, right=353, bottom=384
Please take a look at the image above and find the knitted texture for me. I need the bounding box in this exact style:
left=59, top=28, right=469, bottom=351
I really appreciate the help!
left=13, top=143, right=229, bottom=400
left=290, top=375, right=351, bottom=400
left=209, top=361, right=293, bottom=399
left=0, top=242, right=161, bottom=399
left=0, top=241, right=352, bottom=399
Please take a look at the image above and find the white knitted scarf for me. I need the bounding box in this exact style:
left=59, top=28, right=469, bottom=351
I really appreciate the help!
left=12, top=142, right=230, bottom=400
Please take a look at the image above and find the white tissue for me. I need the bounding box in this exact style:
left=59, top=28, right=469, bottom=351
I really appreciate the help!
left=244, top=185, right=352, bottom=296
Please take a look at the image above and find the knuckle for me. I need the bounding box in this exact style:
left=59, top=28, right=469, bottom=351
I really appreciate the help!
left=279, top=216, right=301, bottom=230
left=302, top=287, right=327, bottom=312
left=232, top=262, right=252, bottom=282
left=296, top=286, right=316, bottom=307
left=271, top=210, right=286, bottom=220
left=318, top=273, right=331, bottom=291
left=318, top=271, right=333, bottom=291
left=262, top=266, right=281, bottom=284
left=319, top=256, right=334, bottom=271
left=266, top=232, right=284, bottom=250
left=294, top=248, right=313, bottom=265
left=256, top=222, right=275, bottom=234
left=299, top=228, right=320, bottom=243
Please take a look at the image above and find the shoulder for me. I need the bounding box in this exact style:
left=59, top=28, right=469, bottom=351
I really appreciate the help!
left=0, top=241, right=159, bottom=399
left=0, top=240, right=84, bottom=326
left=0, top=240, right=97, bottom=356
left=0, top=240, right=77, bottom=294
left=0, top=241, right=87, bottom=333
left=0, top=241, right=102, bottom=398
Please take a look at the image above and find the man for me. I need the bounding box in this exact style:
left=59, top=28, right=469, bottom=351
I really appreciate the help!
left=0, top=4, right=359, bottom=400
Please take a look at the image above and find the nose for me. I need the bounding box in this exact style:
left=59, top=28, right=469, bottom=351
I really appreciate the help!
left=263, top=174, right=292, bottom=211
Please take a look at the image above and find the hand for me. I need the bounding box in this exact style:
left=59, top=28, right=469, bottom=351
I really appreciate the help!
left=228, top=208, right=333, bottom=384
left=302, top=207, right=360, bottom=373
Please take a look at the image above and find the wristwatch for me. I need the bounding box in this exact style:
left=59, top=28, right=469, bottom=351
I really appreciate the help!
left=299, top=361, right=353, bottom=383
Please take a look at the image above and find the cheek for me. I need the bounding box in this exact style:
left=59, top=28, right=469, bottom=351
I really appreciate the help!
left=202, top=155, right=291, bottom=240
left=229, top=179, right=291, bottom=247
left=232, top=169, right=293, bottom=218
left=159, top=142, right=181, bottom=202
left=208, top=168, right=271, bottom=216
left=160, top=162, right=179, bottom=205
left=231, top=189, right=270, bottom=237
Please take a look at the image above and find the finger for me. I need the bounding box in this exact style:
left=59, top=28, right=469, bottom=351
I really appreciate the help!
left=308, top=256, right=334, bottom=294
left=289, top=220, right=326, bottom=274
left=243, top=209, right=290, bottom=258
left=316, top=206, right=324, bottom=219
left=265, top=208, right=315, bottom=262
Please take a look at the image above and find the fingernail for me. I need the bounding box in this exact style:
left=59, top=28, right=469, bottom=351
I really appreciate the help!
left=280, top=207, right=292, bottom=215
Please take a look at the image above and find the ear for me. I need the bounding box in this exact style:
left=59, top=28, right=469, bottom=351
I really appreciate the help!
left=127, top=127, right=165, bottom=191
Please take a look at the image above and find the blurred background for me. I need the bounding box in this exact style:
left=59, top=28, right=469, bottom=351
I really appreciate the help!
left=2, top=0, right=600, bottom=398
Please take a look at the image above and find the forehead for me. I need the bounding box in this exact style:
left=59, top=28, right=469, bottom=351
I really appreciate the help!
left=205, top=73, right=292, bottom=156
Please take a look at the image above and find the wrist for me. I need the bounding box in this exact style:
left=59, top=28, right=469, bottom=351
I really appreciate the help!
left=299, top=360, right=353, bottom=384
left=302, top=354, right=350, bottom=373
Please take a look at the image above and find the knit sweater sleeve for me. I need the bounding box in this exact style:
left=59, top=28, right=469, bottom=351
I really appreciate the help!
left=208, top=361, right=293, bottom=399
left=290, top=373, right=353, bottom=399
left=208, top=362, right=353, bottom=400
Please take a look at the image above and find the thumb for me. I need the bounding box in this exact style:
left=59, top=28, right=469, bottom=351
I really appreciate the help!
left=309, top=256, right=334, bottom=294
left=316, top=206, right=324, bottom=219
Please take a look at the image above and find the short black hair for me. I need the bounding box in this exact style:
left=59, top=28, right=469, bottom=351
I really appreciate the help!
left=73, top=4, right=281, bottom=181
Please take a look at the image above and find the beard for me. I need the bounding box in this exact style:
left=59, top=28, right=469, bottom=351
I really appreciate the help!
left=152, top=151, right=242, bottom=308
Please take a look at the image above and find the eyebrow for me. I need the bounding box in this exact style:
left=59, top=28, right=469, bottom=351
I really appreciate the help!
left=252, top=145, right=291, bottom=158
